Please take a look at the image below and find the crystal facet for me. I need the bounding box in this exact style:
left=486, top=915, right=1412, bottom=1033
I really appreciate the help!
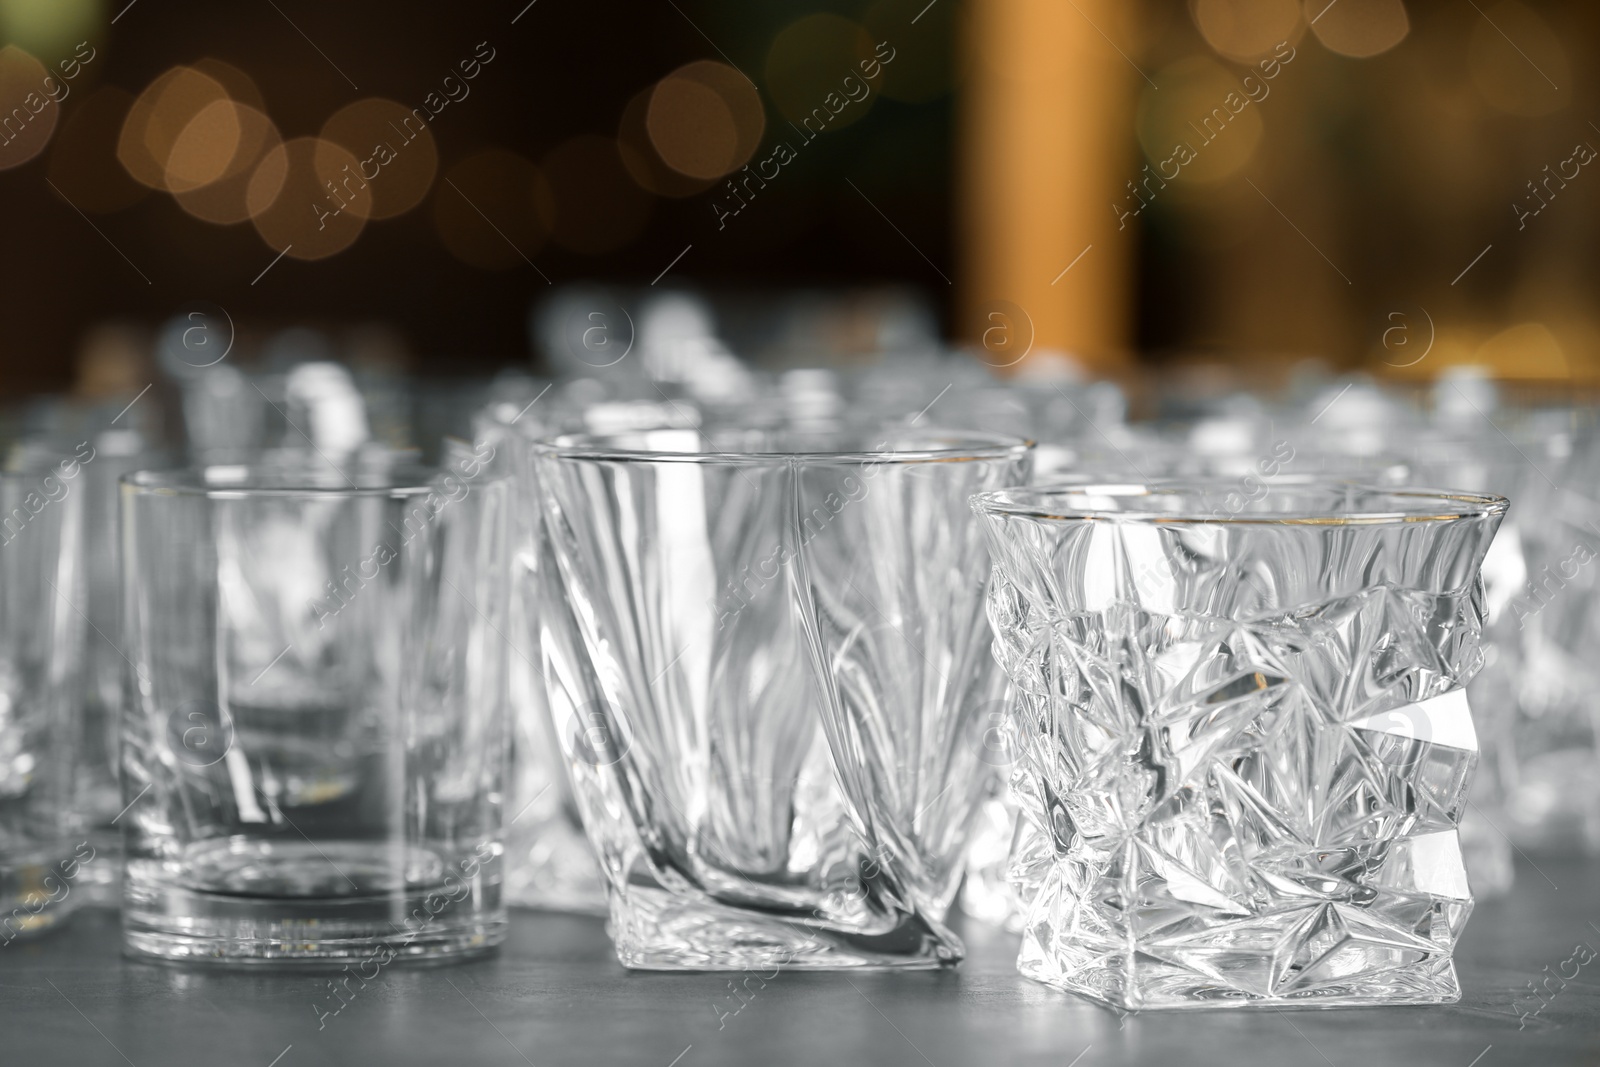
left=975, top=482, right=1506, bottom=1010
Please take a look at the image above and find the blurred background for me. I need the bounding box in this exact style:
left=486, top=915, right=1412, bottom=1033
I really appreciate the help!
left=0, top=0, right=1595, bottom=397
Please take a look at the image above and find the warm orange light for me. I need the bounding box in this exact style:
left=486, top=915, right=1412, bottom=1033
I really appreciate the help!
left=1306, top=0, right=1409, bottom=59
left=617, top=87, right=715, bottom=197
left=433, top=149, right=552, bottom=270
left=1468, top=1, right=1569, bottom=116
left=0, top=45, right=60, bottom=171
left=174, top=103, right=278, bottom=224
left=542, top=135, right=652, bottom=255
left=1194, top=0, right=1301, bottom=61
left=118, top=66, right=229, bottom=190
left=1475, top=323, right=1569, bottom=379
left=248, top=137, right=370, bottom=260
left=48, top=86, right=148, bottom=211
left=165, top=98, right=244, bottom=192
left=1137, top=57, right=1264, bottom=185
left=320, top=97, right=438, bottom=220
left=959, top=0, right=1135, bottom=370
left=646, top=60, right=763, bottom=181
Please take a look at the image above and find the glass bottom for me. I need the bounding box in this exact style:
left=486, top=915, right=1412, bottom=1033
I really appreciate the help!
left=609, top=883, right=963, bottom=971
left=123, top=839, right=505, bottom=966
left=0, top=842, right=86, bottom=944
left=1019, top=943, right=1463, bottom=1011
left=1021, top=951, right=1462, bottom=1011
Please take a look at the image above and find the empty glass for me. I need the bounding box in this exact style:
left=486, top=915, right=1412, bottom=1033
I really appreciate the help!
left=534, top=426, right=1031, bottom=969
left=119, top=462, right=512, bottom=963
left=975, top=482, right=1505, bottom=1009
left=467, top=403, right=605, bottom=914
left=0, top=454, right=89, bottom=940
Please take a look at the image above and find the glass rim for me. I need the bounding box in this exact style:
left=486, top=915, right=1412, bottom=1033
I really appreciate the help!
left=531, top=427, right=1034, bottom=466
left=972, top=480, right=1509, bottom=525
left=121, top=463, right=503, bottom=499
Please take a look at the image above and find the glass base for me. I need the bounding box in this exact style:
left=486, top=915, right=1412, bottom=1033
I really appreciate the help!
left=1019, top=948, right=1463, bottom=1011
left=610, top=885, right=963, bottom=971
left=123, top=840, right=505, bottom=966
left=0, top=844, right=86, bottom=943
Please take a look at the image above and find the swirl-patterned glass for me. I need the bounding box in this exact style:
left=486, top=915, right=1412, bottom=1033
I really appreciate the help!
left=534, top=426, right=1031, bottom=969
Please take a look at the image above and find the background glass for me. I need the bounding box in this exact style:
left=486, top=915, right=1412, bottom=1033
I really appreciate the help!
left=0, top=455, right=88, bottom=942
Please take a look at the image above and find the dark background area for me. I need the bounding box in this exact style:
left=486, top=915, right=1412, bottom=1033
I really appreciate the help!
left=0, top=0, right=958, bottom=391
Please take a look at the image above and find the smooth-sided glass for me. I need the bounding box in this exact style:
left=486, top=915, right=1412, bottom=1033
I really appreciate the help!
left=535, top=426, right=1031, bottom=969
left=466, top=403, right=606, bottom=914
left=119, top=463, right=511, bottom=964
left=974, top=482, right=1505, bottom=1009
left=0, top=458, right=88, bottom=941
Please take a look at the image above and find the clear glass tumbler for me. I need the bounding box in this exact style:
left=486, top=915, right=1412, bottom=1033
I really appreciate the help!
left=0, top=455, right=89, bottom=940
left=534, top=426, right=1031, bottom=969
left=974, top=481, right=1506, bottom=1009
left=119, top=463, right=512, bottom=964
left=960, top=458, right=1415, bottom=931
left=467, top=402, right=605, bottom=914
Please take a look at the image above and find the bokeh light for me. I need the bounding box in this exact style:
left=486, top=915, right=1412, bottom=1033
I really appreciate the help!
left=164, top=98, right=243, bottom=192
left=1475, top=322, right=1568, bottom=378
left=1306, top=0, right=1409, bottom=59
left=47, top=86, right=147, bottom=211
left=190, top=58, right=263, bottom=111
left=617, top=87, right=715, bottom=197
left=765, top=14, right=877, bottom=131
left=247, top=137, right=369, bottom=260
left=0, top=45, right=60, bottom=170
left=1137, top=57, right=1265, bottom=185
left=117, top=66, right=229, bottom=189
left=173, top=103, right=279, bottom=224
left=542, top=135, right=652, bottom=255
left=1468, top=1, right=1569, bottom=116
left=0, top=0, right=101, bottom=61
left=1193, top=0, right=1301, bottom=61
left=433, top=149, right=552, bottom=270
left=320, top=98, right=438, bottom=220
left=646, top=60, right=763, bottom=180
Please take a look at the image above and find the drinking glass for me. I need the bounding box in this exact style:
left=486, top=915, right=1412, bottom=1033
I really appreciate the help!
left=0, top=454, right=89, bottom=941
left=119, top=462, right=512, bottom=964
left=974, top=481, right=1505, bottom=1009
left=961, top=460, right=1413, bottom=931
left=534, top=425, right=1031, bottom=969
left=467, top=403, right=605, bottom=914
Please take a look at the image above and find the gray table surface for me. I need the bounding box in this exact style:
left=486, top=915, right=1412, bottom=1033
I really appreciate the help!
left=3, top=856, right=1597, bottom=1067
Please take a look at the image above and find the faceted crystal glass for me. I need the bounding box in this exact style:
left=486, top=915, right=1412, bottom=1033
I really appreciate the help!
left=120, top=463, right=512, bottom=964
left=961, top=461, right=1413, bottom=931
left=974, top=482, right=1506, bottom=1009
left=534, top=426, right=1031, bottom=969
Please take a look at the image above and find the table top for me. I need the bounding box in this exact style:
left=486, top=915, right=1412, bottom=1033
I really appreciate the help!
left=4, top=856, right=1597, bottom=1067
